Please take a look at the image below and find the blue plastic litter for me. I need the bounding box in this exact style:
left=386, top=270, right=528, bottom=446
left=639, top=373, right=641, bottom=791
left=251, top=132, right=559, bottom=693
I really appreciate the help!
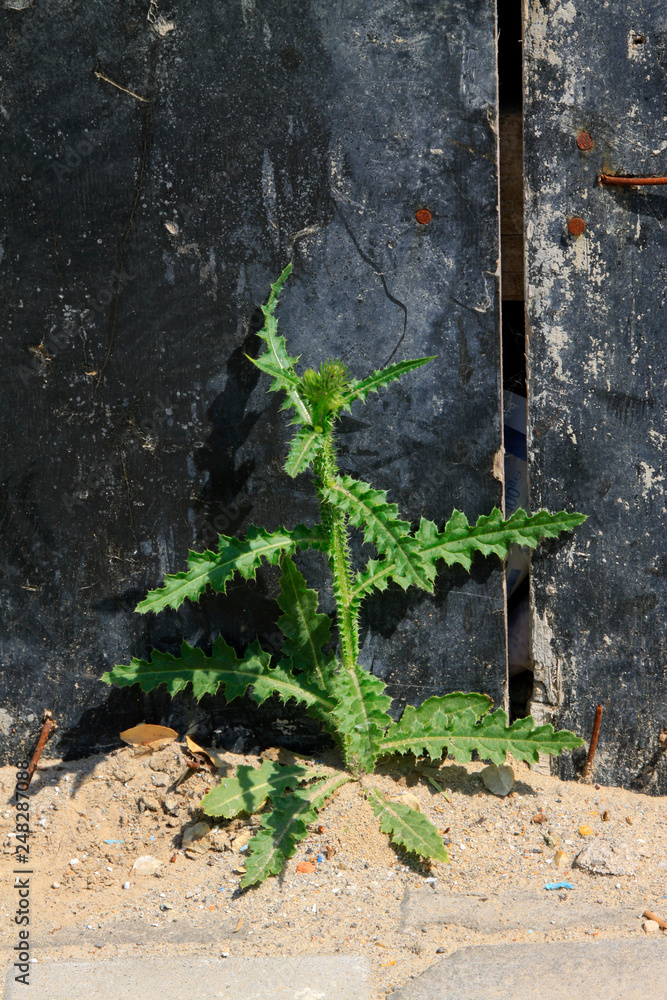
left=545, top=881, right=576, bottom=890
left=103, top=839, right=124, bottom=844
left=317, top=853, right=325, bottom=862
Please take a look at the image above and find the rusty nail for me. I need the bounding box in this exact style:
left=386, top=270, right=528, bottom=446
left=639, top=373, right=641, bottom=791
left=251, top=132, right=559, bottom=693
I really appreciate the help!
left=600, top=173, right=667, bottom=186
left=26, top=711, right=57, bottom=786
left=568, top=216, right=586, bottom=236
left=581, top=703, right=602, bottom=780
left=576, top=131, right=593, bottom=151
left=415, top=208, right=432, bottom=225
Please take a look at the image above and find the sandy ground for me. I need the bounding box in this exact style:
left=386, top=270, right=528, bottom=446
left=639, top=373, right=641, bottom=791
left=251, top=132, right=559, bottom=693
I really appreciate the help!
left=1, top=741, right=666, bottom=998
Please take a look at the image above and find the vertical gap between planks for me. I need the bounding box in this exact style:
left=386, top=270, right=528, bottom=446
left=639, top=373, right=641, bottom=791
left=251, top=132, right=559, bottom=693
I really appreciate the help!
left=497, top=1, right=540, bottom=753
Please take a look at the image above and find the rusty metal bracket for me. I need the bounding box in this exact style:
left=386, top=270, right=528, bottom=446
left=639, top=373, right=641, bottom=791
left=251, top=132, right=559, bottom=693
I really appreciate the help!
left=600, top=173, right=667, bottom=187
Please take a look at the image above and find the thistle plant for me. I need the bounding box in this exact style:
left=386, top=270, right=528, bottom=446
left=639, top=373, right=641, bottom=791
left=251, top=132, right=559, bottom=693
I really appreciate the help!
left=103, top=264, right=586, bottom=886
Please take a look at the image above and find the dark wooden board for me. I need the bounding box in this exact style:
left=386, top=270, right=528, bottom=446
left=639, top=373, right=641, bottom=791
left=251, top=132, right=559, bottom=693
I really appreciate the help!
left=524, top=0, right=667, bottom=792
left=0, top=0, right=503, bottom=761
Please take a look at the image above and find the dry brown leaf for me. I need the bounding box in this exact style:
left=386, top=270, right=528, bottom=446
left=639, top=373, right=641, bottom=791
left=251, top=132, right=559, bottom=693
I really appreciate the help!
left=233, top=917, right=244, bottom=932
left=120, top=723, right=177, bottom=750
left=184, top=736, right=227, bottom=769
left=296, top=861, right=317, bottom=873
left=185, top=734, right=208, bottom=756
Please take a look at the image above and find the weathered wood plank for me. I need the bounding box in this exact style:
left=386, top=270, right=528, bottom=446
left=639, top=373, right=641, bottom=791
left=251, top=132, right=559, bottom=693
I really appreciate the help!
left=524, top=0, right=667, bottom=791
left=0, top=0, right=503, bottom=760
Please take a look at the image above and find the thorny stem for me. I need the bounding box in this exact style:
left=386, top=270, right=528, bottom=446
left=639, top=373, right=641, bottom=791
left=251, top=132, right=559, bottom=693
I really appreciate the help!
left=313, top=429, right=359, bottom=669
left=313, top=427, right=363, bottom=771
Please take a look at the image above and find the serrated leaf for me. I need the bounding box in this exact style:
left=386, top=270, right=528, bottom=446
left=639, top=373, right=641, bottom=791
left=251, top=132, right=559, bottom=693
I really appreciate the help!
left=241, top=772, right=351, bottom=887
left=276, top=556, right=337, bottom=691
left=136, top=524, right=326, bottom=614
left=370, top=789, right=448, bottom=863
left=328, top=665, right=393, bottom=772
left=102, top=637, right=337, bottom=718
left=325, top=476, right=435, bottom=592
left=201, top=760, right=315, bottom=819
left=284, top=426, right=324, bottom=478
left=379, top=698, right=583, bottom=764
left=415, top=507, right=587, bottom=574
left=247, top=264, right=312, bottom=426
left=378, top=694, right=494, bottom=759
left=343, top=357, right=435, bottom=405
left=439, top=707, right=584, bottom=765
left=350, top=558, right=395, bottom=604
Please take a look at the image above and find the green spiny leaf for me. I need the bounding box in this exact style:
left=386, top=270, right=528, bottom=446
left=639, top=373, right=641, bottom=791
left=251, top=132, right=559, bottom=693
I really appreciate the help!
left=343, top=357, right=435, bottom=405
left=351, top=558, right=395, bottom=602
left=136, top=524, right=326, bottom=614
left=284, top=426, right=324, bottom=478
left=241, top=772, right=351, bottom=887
left=248, top=264, right=312, bottom=425
left=369, top=788, right=448, bottom=863
left=325, top=476, right=435, bottom=592
left=102, top=636, right=266, bottom=700
left=433, top=707, right=583, bottom=765
left=102, top=637, right=337, bottom=717
left=415, top=507, right=587, bottom=574
left=276, top=555, right=337, bottom=691
left=378, top=693, right=494, bottom=759
left=328, top=665, right=393, bottom=772
left=201, top=760, right=315, bottom=819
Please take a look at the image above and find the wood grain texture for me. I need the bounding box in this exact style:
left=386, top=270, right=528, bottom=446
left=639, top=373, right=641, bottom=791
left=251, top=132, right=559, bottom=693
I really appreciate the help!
left=524, top=0, right=667, bottom=792
left=0, top=0, right=503, bottom=760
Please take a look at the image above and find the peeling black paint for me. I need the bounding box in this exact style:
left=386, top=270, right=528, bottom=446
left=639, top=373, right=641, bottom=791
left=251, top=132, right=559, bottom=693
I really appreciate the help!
left=524, top=0, right=667, bottom=793
left=0, top=0, right=503, bottom=761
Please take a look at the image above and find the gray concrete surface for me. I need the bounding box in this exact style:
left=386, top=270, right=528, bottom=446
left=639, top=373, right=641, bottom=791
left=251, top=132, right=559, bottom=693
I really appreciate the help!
left=401, top=888, right=642, bottom=933
left=3, top=955, right=370, bottom=1000
left=392, top=939, right=667, bottom=999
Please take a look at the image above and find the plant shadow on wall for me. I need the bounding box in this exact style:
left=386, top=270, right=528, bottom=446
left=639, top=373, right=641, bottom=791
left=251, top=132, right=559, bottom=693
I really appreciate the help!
left=141, top=313, right=327, bottom=749
left=103, top=265, right=586, bottom=887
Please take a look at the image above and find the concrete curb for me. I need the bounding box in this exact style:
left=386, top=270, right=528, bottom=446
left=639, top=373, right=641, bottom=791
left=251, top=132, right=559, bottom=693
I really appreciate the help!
left=3, top=955, right=370, bottom=1000
left=391, top=938, right=667, bottom=999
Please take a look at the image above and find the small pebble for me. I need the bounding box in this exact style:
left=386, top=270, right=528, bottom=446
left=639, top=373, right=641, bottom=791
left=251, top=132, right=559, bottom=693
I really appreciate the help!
left=643, top=919, right=660, bottom=935
left=122, top=881, right=131, bottom=890
left=51, top=882, right=60, bottom=889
